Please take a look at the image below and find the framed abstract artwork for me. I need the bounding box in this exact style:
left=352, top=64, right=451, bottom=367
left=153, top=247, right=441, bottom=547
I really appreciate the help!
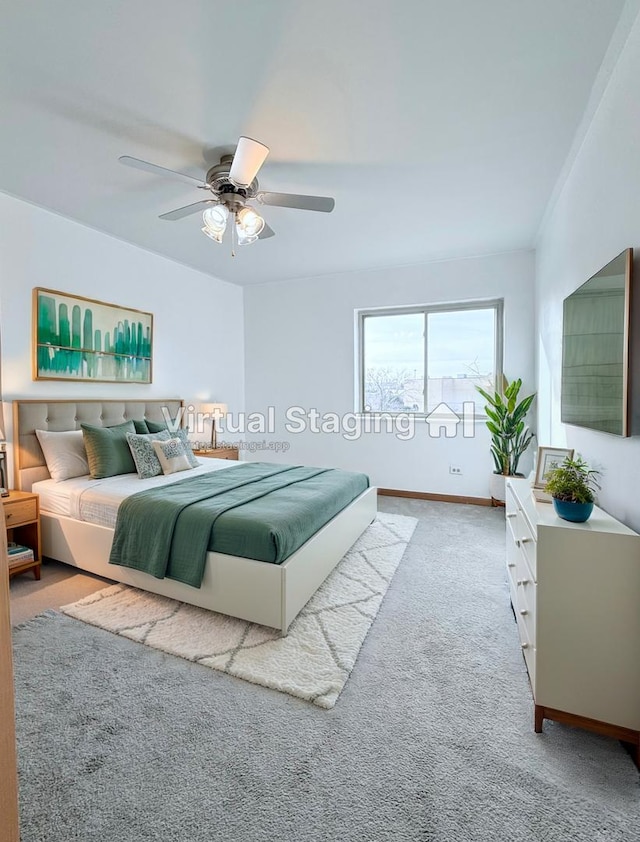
left=33, top=288, right=153, bottom=383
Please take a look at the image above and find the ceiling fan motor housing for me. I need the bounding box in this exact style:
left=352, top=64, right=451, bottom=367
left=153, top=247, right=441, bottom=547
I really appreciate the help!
left=205, top=157, right=259, bottom=198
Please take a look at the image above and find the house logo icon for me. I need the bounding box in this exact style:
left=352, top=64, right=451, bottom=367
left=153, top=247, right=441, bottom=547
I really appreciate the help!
left=424, top=401, right=475, bottom=438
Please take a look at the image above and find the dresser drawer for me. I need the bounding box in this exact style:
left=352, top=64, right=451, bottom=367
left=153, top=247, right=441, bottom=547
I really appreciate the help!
left=514, top=560, right=536, bottom=645
left=512, top=510, right=536, bottom=580
left=507, top=507, right=537, bottom=579
left=506, top=545, right=518, bottom=597
left=516, top=609, right=536, bottom=690
left=4, top=497, right=37, bottom=527
left=505, top=483, right=519, bottom=518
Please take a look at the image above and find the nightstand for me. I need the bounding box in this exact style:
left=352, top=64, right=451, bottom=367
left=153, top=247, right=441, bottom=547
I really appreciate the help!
left=3, top=491, right=41, bottom=580
left=193, top=447, right=239, bottom=461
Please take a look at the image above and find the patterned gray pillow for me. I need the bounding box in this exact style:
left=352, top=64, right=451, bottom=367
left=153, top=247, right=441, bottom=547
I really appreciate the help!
left=126, top=430, right=171, bottom=479
left=172, top=428, right=199, bottom=468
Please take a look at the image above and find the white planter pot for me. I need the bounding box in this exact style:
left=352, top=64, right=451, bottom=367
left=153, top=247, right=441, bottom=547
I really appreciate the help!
left=489, top=473, right=506, bottom=503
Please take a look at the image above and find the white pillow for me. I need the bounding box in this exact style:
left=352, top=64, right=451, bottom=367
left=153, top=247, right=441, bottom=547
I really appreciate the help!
left=35, top=429, right=90, bottom=482
left=152, top=438, right=193, bottom=476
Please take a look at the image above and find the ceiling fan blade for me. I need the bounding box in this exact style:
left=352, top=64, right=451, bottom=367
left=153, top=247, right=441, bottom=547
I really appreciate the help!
left=258, top=222, right=276, bottom=240
left=159, top=199, right=218, bottom=221
left=256, top=191, right=335, bottom=213
left=119, top=155, right=206, bottom=188
left=229, top=137, right=270, bottom=187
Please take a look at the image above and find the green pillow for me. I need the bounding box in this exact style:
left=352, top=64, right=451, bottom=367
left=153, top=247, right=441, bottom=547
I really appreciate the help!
left=133, top=419, right=150, bottom=434
left=146, top=419, right=169, bottom=434
left=81, top=420, right=137, bottom=478
left=133, top=418, right=170, bottom=434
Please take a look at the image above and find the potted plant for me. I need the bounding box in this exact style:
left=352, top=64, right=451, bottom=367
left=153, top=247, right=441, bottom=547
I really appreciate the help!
left=543, top=455, right=600, bottom=523
left=476, top=376, right=536, bottom=503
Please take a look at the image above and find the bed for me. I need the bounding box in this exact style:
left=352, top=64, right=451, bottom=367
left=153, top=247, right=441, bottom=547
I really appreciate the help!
left=13, top=399, right=377, bottom=634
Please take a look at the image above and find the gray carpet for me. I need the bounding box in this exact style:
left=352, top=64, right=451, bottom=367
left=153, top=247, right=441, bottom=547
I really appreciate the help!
left=10, top=559, right=109, bottom=626
left=12, top=499, right=640, bottom=841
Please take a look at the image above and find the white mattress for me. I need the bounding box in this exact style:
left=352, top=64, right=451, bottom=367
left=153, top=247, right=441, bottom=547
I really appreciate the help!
left=32, top=458, right=237, bottom=528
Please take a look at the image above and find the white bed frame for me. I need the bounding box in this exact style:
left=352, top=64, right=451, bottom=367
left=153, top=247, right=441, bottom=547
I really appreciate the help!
left=14, top=399, right=377, bottom=634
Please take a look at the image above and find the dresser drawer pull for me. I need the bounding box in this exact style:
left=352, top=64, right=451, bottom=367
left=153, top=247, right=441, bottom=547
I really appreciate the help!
left=520, top=537, right=531, bottom=544
left=506, top=513, right=516, bottom=519
left=521, top=642, right=530, bottom=650
left=6, top=512, right=13, bottom=520
left=507, top=562, right=516, bottom=568
left=517, top=579, right=531, bottom=586
left=519, top=609, right=528, bottom=616
left=515, top=539, right=521, bottom=547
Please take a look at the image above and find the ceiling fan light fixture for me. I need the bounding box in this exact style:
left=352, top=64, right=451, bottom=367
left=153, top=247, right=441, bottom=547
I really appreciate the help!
left=201, top=226, right=224, bottom=244
left=236, top=206, right=265, bottom=237
left=236, top=231, right=259, bottom=246
left=202, top=205, right=229, bottom=243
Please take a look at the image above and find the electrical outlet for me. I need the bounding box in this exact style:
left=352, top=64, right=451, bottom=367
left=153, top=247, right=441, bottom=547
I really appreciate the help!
left=449, top=465, right=463, bottom=475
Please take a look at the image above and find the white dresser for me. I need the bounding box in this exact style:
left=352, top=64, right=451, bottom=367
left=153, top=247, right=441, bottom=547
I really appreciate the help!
left=506, top=477, right=640, bottom=761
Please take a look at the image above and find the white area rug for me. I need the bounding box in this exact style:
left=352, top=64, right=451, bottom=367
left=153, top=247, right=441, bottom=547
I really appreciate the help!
left=61, top=512, right=417, bottom=708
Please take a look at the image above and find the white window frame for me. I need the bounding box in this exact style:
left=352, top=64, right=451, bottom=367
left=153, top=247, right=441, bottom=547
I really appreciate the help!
left=356, top=298, right=504, bottom=416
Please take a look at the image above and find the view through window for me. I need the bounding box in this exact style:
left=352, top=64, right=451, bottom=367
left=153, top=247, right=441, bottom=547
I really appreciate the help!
left=359, top=301, right=502, bottom=414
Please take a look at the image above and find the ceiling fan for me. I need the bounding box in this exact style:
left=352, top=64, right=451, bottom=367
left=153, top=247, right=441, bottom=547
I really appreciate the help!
left=119, top=137, right=335, bottom=251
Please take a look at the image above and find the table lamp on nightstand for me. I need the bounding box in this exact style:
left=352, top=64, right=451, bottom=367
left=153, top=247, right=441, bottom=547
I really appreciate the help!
left=199, top=402, right=228, bottom=451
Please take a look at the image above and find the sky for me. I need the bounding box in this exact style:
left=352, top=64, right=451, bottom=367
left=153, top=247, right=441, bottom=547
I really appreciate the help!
left=364, top=308, right=496, bottom=378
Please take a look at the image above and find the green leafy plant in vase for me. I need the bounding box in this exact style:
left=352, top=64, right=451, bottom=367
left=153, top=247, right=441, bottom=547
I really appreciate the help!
left=476, top=376, right=536, bottom=503
left=543, top=455, right=600, bottom=522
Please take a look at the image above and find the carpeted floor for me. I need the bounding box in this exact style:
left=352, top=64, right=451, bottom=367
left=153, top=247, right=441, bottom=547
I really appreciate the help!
left=11, top=498, right=640, bottom=841
left=9, top=559, right=110, bottom=626
left=59, top=513, right=417, bottom=708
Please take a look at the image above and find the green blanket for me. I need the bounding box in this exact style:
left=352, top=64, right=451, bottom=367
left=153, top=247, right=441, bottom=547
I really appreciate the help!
left=109, top=462, right=369, bottom=587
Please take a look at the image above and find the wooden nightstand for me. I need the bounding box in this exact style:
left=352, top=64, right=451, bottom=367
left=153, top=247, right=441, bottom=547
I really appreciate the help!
left=3, top=491, right=41, bottom=581
left=193, top=447, right=239, bottom=461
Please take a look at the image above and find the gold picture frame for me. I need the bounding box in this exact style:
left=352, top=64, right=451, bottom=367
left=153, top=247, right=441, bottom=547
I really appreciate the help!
left=33, top=288, right=153, bottom=383
left=534, top=447, right=574, bottom=489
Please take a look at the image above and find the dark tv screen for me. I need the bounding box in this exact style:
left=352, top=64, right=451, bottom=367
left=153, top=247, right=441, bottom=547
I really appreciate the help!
left=561, top=249, right=632, bottom=436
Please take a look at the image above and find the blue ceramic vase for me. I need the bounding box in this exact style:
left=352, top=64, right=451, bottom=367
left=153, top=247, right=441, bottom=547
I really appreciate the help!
left=552, top=498, right=594, bottom=523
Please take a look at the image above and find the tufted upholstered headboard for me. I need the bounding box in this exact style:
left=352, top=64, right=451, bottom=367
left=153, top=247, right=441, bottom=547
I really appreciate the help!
left=13, top=399, right=183, bottom=491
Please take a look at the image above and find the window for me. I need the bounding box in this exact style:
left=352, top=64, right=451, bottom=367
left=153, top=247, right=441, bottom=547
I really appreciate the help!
left=358, top=299, right=503, bottom=414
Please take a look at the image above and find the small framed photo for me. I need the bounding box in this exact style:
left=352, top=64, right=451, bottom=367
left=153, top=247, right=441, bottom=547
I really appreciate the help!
left=534, top=447, right=575, bottom=488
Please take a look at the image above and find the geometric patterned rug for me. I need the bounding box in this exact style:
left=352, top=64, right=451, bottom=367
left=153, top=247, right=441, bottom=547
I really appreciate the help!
left=60, top=513, right=417, bottom=708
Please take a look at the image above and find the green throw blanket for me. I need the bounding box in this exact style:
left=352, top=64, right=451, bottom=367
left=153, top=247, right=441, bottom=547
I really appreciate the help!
left=109, top=462, right=369, bottom=587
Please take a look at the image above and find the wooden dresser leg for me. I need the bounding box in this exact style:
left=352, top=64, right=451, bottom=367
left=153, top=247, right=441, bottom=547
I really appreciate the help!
left=33, top=564, right=41, bottom=581
left=534, top=705, right=544, bottom=733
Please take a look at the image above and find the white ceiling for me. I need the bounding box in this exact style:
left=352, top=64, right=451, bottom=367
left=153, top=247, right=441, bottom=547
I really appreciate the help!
left=0, top=0, right=631, bottom=285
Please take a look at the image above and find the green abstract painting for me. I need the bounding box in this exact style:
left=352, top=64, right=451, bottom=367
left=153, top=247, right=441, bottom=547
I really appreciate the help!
left=33, top=288, right=153, bottom=383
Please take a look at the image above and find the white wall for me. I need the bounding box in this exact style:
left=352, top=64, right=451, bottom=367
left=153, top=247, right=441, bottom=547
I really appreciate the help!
left=0, top=192, right=244, bottom=479
left=535, top=12, right=640, bottom=529
left=244, top=251, right=535, bottom=497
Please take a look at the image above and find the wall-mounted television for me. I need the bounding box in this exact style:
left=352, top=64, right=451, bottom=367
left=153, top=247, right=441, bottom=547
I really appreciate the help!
left=561, top=248, right=633, bottom=437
